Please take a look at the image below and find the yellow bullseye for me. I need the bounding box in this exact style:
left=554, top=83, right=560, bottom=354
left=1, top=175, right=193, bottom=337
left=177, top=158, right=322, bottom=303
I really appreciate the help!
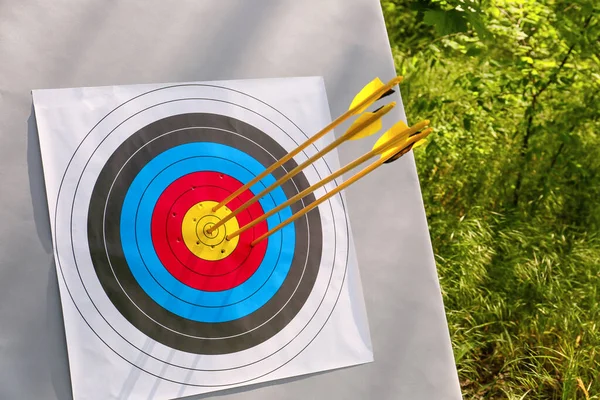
left=181, top=201, right=239, bottom=261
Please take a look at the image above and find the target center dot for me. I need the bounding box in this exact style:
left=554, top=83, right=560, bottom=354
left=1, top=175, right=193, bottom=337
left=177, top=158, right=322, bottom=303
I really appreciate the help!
left=203, top=222, right=219, bottom=238
left=180, top=200, right=239, bottom=261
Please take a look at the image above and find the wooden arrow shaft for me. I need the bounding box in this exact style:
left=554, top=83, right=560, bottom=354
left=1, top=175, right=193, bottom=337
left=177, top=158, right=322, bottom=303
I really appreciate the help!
left=250, top=157, right=386, bottom=246
left=208, top=102, right=395, bottom=234
left=227, top=148, right=380, bottom=240
left=249, top=128, right=432, bottom=246
left=227, top=121, right=429, bottom=240
left=210, top=76, right=403, bottom=214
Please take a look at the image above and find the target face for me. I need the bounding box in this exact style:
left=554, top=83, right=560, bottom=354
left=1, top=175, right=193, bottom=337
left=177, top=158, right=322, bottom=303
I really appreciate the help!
left=33, top=78, right=372, bottom=399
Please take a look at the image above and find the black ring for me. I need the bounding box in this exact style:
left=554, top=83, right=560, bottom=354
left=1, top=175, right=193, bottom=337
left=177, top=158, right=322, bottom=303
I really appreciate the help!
left=52, top=84, right=350, bottom=386
left=88, top=113, right=322, bottom=354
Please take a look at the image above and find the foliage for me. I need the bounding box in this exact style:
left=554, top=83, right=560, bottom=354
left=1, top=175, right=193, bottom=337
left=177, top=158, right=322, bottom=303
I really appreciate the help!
left=381, top=0, right=600, bottom=398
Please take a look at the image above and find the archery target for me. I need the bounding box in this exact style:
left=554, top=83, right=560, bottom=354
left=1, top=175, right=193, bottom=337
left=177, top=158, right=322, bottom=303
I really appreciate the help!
left=50, top=83, right=351, bottom=386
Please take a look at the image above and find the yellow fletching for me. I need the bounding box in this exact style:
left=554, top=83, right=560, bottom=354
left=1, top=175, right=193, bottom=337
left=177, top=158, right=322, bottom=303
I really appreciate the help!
left=374, top=120, right=410, bottom=159
left=411, top=128, right=433, bottom=144
left=413, top=139, right=428, bottom=149
left=397, top=129, right=433, bottom=155
left=347, top=113, right=383, bottom=140
left=378, top=126, right=433, bottom=164
left=381, top=144, right=403, bottom=160
left=349, top=77, right=384, bottom=114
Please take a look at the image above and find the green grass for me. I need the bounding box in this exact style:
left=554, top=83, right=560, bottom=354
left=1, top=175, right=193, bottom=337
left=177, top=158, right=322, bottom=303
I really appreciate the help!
left=381, top=1, right=600, bottom=398
left=435, top=210, right=600, bottom=398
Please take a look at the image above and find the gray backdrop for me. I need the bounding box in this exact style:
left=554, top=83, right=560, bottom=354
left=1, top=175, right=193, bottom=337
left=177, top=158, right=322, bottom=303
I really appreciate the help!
left=0, top=0, right=462, bottom=399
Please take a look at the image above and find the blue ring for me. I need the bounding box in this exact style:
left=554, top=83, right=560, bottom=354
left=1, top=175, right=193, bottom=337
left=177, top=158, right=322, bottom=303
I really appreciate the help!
left=136, top=158, right=289, bottom=304
left=135, top=157, right=291, bottom=306
left=120, top=143, right=295, bottom=322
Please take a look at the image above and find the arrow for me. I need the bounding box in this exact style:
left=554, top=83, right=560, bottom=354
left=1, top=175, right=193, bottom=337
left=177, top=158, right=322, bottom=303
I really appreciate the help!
left=210, top=76, right=404, bottom=214
left=207, top=101, right=397, bottom=234
left=348, top=77, right=397, bottom=114
left=249, top=126, right=433, bottom=246
left=225, top=119, right=431, bottom=240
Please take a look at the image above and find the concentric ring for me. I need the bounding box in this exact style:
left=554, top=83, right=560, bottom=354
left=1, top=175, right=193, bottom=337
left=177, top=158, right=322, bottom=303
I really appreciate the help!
left=157, top=171, right=266, bottom=275
left=89, top=114, right=321, bottom=346
left=53, top=83, right=350, bottom=386
left=151, top=171, right=269, bottom=291
left=180, top=200, right=239, bottom=260
left=118, top=143, right=296, bottom=322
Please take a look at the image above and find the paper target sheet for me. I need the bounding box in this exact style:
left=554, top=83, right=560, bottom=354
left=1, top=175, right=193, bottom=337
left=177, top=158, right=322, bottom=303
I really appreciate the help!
left=32, top=78, right=372, bottom=400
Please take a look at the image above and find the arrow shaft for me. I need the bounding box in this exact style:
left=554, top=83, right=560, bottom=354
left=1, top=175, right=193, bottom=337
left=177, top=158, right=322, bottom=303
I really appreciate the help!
left=208, top=102, right=395, bottom=234
left=250, top=128, right=433, bottom=246
left=227, top=121, right=428, bottom=240
left=251, top=157, right=387, bottom=246
left=227, top=147, right=378, bottom=240
left=211, top=76, right=403, bottom=213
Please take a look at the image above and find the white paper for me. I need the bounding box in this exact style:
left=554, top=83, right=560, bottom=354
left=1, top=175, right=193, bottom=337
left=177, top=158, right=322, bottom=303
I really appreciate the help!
left=32, top=77, right=372, bottom=400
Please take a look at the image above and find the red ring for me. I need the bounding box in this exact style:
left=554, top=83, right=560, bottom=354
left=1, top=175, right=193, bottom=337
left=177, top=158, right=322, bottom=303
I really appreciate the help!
left=167, top=186, right=256, bottom=275
left=151, top=171, right=268, bottom=291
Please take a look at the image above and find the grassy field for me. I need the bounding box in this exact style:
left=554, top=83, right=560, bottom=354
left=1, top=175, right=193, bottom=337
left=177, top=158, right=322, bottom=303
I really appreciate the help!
left=381, top=1, right=600, bottom=398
